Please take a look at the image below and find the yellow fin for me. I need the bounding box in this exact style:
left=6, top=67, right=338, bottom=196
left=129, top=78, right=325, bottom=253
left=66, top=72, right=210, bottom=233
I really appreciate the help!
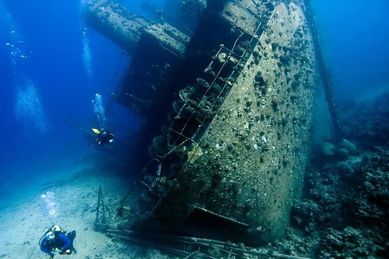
left=92, top=128, right=100, bottom=134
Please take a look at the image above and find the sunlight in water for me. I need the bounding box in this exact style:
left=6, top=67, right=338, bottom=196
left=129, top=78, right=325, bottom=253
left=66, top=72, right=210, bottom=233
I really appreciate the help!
left=15, top=80, right=48, bottom=132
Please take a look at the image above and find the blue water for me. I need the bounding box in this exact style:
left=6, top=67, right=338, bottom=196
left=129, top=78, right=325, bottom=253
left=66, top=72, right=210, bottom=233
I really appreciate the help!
left=311, top=0, right=389, bottom=101
left=0, top=0, right=387, bottom=212
left=0, top=0, right=152, bottom=181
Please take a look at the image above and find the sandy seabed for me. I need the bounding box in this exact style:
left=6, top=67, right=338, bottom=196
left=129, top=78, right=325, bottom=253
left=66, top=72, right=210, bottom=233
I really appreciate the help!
left=0, top=159, right=167, bottom=259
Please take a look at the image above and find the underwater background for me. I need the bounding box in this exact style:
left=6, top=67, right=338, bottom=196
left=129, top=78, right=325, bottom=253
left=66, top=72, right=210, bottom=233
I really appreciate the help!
left=0, top=0, right=388, bottom=258
left=0, top=0, right=165, bottom=204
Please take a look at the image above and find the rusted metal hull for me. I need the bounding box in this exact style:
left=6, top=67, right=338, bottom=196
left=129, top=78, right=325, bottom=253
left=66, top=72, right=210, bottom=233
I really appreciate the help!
left=84, top=0, right=317, bottom=243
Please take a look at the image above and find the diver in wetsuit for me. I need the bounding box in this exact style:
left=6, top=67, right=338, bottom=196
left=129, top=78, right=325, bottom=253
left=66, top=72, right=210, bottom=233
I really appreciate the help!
left=39, top=225, right=76, bottom=258
left=92, top=128, right=115, bottom=146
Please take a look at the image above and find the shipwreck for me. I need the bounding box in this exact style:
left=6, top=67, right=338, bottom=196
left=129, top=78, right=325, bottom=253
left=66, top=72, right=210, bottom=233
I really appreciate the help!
left=82, top=0, right=334, bottom=256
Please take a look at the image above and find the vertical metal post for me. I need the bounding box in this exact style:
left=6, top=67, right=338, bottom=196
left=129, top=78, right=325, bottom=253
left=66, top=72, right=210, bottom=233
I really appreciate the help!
left=303, top=0, right=342, bottom=140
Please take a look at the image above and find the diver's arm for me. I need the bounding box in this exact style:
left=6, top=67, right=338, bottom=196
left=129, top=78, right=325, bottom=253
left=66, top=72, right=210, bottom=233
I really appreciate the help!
left=40, top=240, right=54, bottom=255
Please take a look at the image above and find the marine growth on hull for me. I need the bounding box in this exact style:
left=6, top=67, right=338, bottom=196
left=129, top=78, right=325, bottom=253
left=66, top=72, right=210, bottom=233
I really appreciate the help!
left=85, top=0, right=317, bottom=254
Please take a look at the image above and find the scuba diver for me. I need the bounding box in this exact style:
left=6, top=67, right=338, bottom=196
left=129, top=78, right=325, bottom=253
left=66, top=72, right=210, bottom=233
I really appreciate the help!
left=65, top=93, right=117, bottom=147
left=90, top=93, right=116, bottom=146
left=92, top=128, right=115, bottom=146
left=39, top=225, right=76, bottom=258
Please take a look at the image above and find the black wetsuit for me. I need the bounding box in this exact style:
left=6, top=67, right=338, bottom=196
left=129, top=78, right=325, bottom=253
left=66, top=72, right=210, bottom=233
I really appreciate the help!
left=96, top=130, right=115, bottom=145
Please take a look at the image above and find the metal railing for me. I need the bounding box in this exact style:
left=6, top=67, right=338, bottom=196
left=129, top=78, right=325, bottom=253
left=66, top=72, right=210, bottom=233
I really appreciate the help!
left=162, top=22, right=265, bottom=160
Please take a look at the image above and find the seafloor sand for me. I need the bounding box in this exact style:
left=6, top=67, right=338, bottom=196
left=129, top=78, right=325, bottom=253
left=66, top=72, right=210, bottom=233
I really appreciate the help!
left=0, top=158, right=167, bottom=259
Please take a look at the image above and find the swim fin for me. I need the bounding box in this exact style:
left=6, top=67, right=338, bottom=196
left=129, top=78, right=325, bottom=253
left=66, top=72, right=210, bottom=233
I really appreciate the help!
left=91, top=128, right=100, bottom=135
left=67, top=230, right=76, bottom=241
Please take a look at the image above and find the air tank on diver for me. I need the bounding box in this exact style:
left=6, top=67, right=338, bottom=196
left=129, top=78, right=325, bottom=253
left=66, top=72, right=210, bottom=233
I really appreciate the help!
left=83, top=0, right=317, bottom=246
